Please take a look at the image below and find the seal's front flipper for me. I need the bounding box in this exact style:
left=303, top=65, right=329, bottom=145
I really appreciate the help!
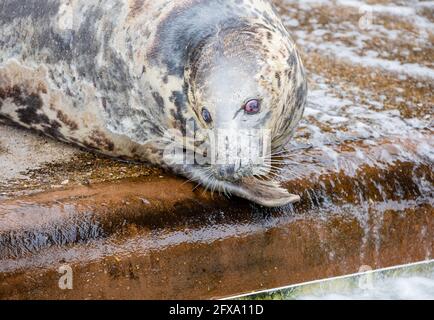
left=228, top=179, right=300, bottom=207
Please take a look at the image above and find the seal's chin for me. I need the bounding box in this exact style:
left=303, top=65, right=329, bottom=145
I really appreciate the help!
left=188, top=166, right=300, bottom=207
left=230, top=178, right=301, bottom=207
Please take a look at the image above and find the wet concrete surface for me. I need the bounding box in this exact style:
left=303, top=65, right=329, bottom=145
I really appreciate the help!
left=0, top=165, right=432, bottom=299
left=0, top=0, right=433, bottom=299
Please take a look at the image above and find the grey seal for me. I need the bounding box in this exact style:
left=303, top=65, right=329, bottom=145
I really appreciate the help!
left=0, top=0, right=307, bottom=207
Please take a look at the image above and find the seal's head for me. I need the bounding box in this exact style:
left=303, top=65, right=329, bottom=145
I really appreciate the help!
left=182, top=22, right=307, bottom=206
left=151, top=1, right=307, bottom=206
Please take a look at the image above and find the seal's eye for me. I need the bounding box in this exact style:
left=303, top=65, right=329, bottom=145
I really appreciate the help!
left=244, top=99, right=260, bottom=114
left=201, top=107, right=212, bottom=123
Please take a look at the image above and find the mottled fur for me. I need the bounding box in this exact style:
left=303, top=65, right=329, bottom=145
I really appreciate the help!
left=0, top=0, right=307, bottom=206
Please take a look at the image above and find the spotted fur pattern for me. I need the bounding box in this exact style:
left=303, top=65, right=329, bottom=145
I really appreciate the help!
left=0, top=0, right=307, bottom=206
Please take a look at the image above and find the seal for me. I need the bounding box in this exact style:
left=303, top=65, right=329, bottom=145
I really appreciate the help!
left=0, top=0, right=307, bottom=207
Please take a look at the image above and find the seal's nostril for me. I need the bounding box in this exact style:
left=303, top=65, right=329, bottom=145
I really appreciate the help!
left=217, top=165, right=236, bottom=178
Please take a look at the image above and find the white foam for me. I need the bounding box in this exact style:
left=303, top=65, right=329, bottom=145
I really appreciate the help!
left=337, top=0, right=416, bottom=16
left=299, top=274, right=434, bottom=300
left=301, top=40, right=434, bottom=80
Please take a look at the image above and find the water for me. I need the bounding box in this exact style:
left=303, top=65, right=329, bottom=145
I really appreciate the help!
left=301, top=274, right=434, bottom=300
left=231, top=260, right=434, bottom=300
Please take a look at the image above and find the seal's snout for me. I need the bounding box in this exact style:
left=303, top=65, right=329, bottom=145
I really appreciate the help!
left=218, top=164, right=235, bottom=178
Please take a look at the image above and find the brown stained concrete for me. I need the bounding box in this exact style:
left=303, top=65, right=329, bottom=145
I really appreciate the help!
left=0, top=121, right=163, bottom=198
left=0, top=144, right=432, bottom=300
left=304, top=53, right=433, bottom=118
left=0, top=192, right=432, bottom=299
left=0, top=154, right=432, bottom=299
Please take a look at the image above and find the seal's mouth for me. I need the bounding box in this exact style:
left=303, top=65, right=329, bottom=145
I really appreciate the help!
left=186, top=164, right=300, bottom=207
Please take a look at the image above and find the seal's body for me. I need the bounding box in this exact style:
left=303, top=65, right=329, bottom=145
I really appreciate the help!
left=0, top=0, right=307, bottom=207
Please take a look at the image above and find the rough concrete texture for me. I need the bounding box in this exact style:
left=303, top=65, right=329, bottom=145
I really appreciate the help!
left=0, top=122, right=77, bottom=182
left=0, top=0, right=433, bottom=299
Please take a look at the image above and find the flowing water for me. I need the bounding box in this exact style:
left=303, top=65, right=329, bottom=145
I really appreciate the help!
left=232, top=260, right=434, bottom=300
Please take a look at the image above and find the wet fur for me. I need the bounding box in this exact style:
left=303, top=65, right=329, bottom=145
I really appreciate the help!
left=0, top=0, right=307, bottom=206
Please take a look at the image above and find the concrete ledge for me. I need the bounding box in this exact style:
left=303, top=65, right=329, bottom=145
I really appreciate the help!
left=0, top=159, right=432, bottom=299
